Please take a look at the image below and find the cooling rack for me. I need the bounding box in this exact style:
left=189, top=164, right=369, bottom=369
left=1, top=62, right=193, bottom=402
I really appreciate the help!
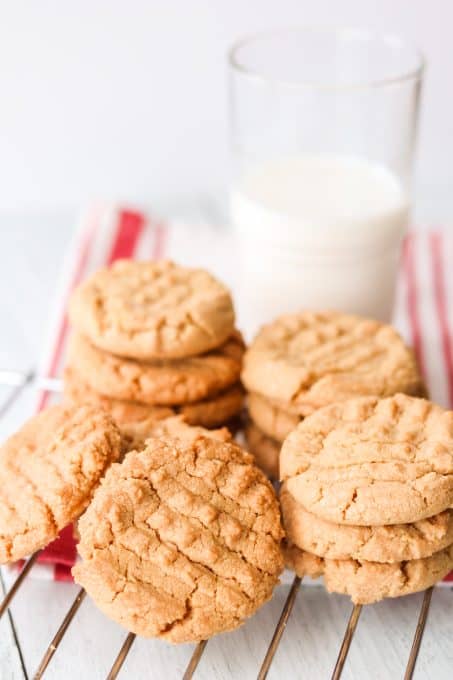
left=0, top=369, right=442, bottom=680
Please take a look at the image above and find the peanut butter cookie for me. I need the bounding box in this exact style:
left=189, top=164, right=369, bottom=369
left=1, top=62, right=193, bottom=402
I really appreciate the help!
left=180, top=384, right=244, bottom=428
left=242, top=311, right=425, bottom=415
left=281, top=484, right=453, bottom=562
left=121, top=415, right=233, bottom=452
left=281, top=394, right=453, bottom=526
left=0, top=404, right=121, bottom=563
left=73, top=434, right=284, bottom=641
left=63, top=367, right=174, bottom=423
left=245, top=422, right=280, bottom=479
left=63, top=367, right=244, bottom=429
left=248, top=392, right=299, bottom=443
left=284, top=541, right=453, bottom=604
left=67, top=330, right=244, bottom=405
left=69, top=260, right=235, bottom=359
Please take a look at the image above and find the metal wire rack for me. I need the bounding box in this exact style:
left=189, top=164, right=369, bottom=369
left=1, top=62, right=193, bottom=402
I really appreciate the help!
left=0, top=369, right=437, bottom=680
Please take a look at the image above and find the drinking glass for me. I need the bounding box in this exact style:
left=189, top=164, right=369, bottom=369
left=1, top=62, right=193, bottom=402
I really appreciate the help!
left=228, top=27, right=424, bottom=335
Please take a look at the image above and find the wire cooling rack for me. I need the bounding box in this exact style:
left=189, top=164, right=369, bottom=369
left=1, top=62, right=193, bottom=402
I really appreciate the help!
left=0, top=369, right=440, bottom=680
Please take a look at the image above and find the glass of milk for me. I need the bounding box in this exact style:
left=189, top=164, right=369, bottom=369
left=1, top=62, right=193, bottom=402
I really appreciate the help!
left=228, top=28, right=424, bottom=334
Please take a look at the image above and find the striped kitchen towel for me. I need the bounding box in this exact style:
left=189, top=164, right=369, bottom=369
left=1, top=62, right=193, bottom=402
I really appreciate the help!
left=30, top=205, right=453, bottom=582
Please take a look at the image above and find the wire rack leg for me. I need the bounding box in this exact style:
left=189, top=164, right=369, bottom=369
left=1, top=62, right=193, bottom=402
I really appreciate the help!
left=33, top=587, right=86, bottom=679
left=0, top=552, right=39, bottom=620
left=183, top=640, right=208, bottom=680
left=106, top=632, right=136, bottom=680
left=331, top=604, right=362, bottom=680
left=257, top=575, right=302, bottom=680
left=404, top=587, right=434, bottom=680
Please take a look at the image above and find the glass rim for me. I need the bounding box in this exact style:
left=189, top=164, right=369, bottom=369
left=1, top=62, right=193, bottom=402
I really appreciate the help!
left=228, top=26, right=425, bottom=91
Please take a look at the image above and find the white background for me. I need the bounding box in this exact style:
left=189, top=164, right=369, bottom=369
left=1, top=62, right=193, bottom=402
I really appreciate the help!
left=0, top=0, right=451, bottom=221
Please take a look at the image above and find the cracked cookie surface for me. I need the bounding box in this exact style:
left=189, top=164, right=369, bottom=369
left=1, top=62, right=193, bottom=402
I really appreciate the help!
left=242, top=311, right=425, bottom=414
left=284, top=541, right=453, bottom=603
left=0, top=404, right=121, bottom=563
left=69, top=259, right=235, bottom=359
left=73, top=434, right=284, bottom=641
left=280, top=394, right=453, bottom=525
left=67, top=330, right=244, bottom=405
left=281, top=484, right=453, bottom=562
left=63, top=367, right=244, bottom=429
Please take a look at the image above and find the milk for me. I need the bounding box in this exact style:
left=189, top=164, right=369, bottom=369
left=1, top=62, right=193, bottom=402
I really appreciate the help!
left=231, top=154, right=409, bottom=335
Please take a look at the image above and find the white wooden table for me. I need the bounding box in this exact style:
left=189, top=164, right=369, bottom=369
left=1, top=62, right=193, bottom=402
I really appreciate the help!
left=0, top=211, right=451, bottom=680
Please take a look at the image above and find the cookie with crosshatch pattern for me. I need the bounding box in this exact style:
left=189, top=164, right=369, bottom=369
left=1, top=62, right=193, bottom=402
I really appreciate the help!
left=242, top=311, right=426, bottom=415
left=68, top=259, right=235, bottom=360
left=280, top=394, right=453, bottom=526
left=0, top=404, right=121, bottom=563
left=73, top=432, right=284, bottom=641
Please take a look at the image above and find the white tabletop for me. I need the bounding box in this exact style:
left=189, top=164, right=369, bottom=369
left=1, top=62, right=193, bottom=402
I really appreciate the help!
left=0, top=209, right=452, bottom=680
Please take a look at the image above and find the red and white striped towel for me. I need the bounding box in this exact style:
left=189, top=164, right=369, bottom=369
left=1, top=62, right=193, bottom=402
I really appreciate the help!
left=31, top=205, right=453, bottom=583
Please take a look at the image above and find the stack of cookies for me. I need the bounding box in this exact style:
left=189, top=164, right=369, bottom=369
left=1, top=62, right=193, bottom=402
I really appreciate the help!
left=0, top=401, right=284, bottom=642
left=280, top=394, right=453, bottom=604
left=63, top=259, right=245, bottom=431
left=242, top=311, right=426, bottom=478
